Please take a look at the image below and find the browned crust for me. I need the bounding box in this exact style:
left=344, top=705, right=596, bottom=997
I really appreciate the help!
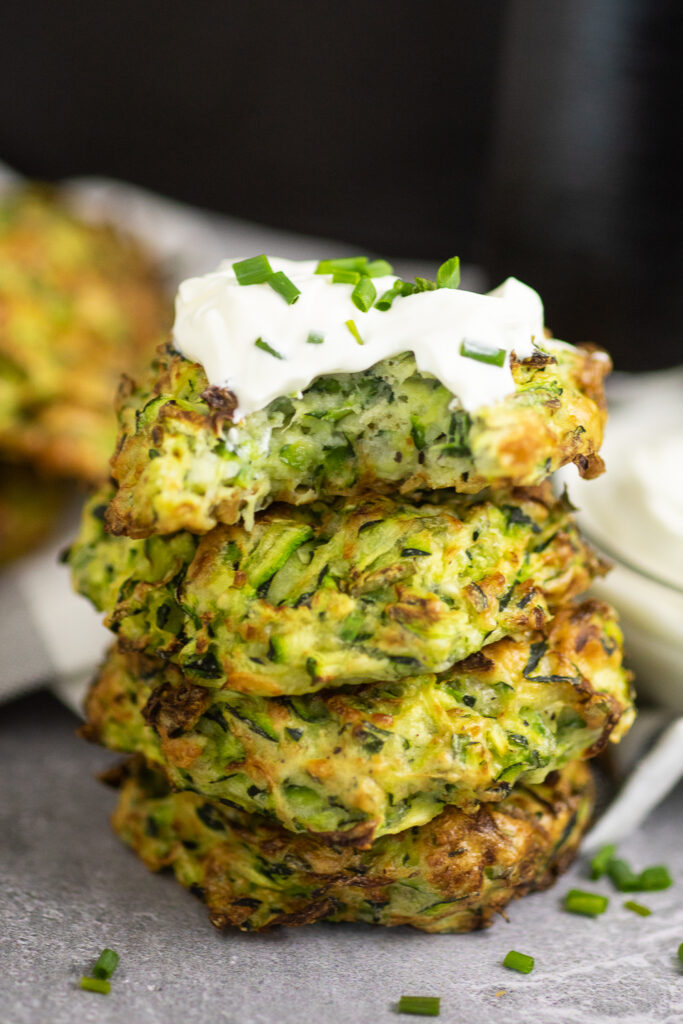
left=199, top=386, right=238, bottom=428
left=123, top=759, right=594, bottom=933
left=92, top=593, right=627, bottom=856
left=143, top=680, right=212, bottom=739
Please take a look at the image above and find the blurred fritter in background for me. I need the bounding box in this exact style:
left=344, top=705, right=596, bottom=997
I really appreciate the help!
left=0, top=189, right=171, bottom=559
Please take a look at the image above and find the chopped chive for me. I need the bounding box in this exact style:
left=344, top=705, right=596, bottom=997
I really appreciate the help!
left=503, top=950, right=534, bottom=974
left=413, top=276, right=436, bottom=292
left=410, top=413, right=426, bottom=450
left=232, top=254, right=273, bottom=285
left=595, top=846, right=673, bottom=893
left=80, top=977, right=110, bottom=995
left=678, top=943, right=683, bottom=965
left=352, top=276, right=377, bottom=312
left=364, top=258, right=394, bottom=277
left=374, top=284, right=402, bottom=311
left=624, top=900, right=652, bottom=917
left=638, top=866, right=673, bottom=891
left=93, top=948, right=119, bottom=980
left=345, top=319, right=364, bottom=345
left=316, top=254, right=394, bottom=277
left=267, top=271, right=300, bottom=305
left=332, top=269, right=361, bottom=285
left=460, top=339, right=506, bottom=368
left=607, top=858, right=640, bottom=892
left=254, top=338, right=284, bottom=360
left=590, top=843, right=617, bottom=880
left=306, top=331, right=325, bottom=344
left=437, top=256, right=461, bottom=289
left=565, top=889, right=609, bottom=917
left=398, top=995, right=440, bottom=1016
left=315, top=256, right=369, bottom=275
left=397, top=280, right=418, bottom=296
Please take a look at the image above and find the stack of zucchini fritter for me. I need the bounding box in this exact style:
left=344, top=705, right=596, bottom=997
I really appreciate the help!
left=69, top=277, right=634, bottom=933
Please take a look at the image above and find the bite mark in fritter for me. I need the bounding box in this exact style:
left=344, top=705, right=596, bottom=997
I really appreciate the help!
left=104, top=340, right=610, bottom=536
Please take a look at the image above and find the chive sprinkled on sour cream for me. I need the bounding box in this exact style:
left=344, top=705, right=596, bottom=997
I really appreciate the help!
left=460, top=338, right=507, bottom=368
left=233, top=254, right=273, bottom=285
left=315, top=256, right=394, bottom=277
left=345, top=319, right=364, bottom=345
left=351, top=275, right=376, bottom=312
left=173, top=257, right=544, bottom=420
left=437, top=255, right=461, bottom=289
left=267, top=270, right=300, bottom=305
left=254, top=338, right=284, bottom=359
left=233, top=255, right=300, bottom=304
left=374, top=284, right=402, bottom=311
left=331, top=269, right=360, bottom=285
left=365, top=258, right=394, bottom=277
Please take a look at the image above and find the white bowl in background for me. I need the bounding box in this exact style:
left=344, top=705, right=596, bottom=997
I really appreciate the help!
left=559, top=367, right=683, bottom=709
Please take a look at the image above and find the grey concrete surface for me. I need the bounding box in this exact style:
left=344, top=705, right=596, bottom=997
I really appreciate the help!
left=2, top=692, right=683, bottom=1024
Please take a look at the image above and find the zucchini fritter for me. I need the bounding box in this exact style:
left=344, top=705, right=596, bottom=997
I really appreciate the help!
left=0, top=189, right=171, bottom=481
left=0, top=461, right=64, bottom=564
left=105, top=340, right=609, bottom=537
left=70, top=483, right=605, bottom=695
left=112, top=757, right=593, bottom=932
left=85, top=601, right=632, bottom=845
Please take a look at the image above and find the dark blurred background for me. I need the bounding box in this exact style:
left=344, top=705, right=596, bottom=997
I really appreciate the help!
left=1, top=0, right=680, bottom=369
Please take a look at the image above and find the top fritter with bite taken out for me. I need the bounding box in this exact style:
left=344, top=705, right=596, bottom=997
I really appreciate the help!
left=103, top=257, right=609, bottom=537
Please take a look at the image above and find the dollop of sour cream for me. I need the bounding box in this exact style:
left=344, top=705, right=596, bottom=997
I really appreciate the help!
left=172, top=257, right=545, bottom=420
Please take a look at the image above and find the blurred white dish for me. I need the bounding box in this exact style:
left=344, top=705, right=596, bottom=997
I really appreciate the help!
left=560, top=366, right=683, bottom=710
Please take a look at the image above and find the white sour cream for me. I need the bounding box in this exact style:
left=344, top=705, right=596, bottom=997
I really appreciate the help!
left=567, top=371, right=683, bottom=591
left=172, top=258, right=545, bottom=420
